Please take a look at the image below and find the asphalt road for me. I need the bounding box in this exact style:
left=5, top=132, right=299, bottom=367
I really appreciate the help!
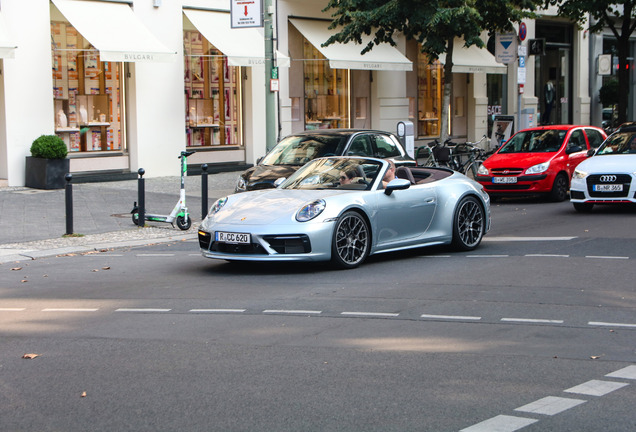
left=1, top=199, right=635, bottom=431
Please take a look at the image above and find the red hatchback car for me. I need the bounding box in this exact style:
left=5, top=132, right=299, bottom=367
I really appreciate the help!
left=475, top=125, right=607, bottom=201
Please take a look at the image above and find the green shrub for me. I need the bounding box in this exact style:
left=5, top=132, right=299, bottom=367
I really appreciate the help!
left=30, top=135, right=68, bottom=159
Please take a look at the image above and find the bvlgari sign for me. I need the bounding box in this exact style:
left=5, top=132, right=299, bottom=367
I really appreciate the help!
left=231, top=0, right=263, bottom=29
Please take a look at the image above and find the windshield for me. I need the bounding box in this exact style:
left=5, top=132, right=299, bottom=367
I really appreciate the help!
left=498, top=129, right=566, bottom=154
left=595, top=131, right=636, bottom=155
left=260, top=134, right=346, bottom=166
left=280, top=158, right=382, bottom=191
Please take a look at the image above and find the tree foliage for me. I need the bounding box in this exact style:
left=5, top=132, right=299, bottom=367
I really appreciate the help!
left=544, top=0, right=636, bottom=124
left=323, top=0, right=540, bottom=141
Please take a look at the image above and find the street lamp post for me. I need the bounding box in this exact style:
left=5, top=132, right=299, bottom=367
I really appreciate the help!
left=264, top=0, right=276, bottom=151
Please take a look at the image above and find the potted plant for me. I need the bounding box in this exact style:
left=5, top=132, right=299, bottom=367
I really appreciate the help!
left=25, top=134, right=69, bottom=189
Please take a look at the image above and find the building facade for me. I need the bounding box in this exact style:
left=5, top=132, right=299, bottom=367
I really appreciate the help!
left=0, top=0, right=612, bottom=187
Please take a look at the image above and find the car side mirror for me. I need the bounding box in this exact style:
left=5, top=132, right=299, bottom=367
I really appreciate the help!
left=256, top=156, right=264, bottom=165
left=384, top=178, right=411, bottom=195
left=587, top=148, right=596, bottom=157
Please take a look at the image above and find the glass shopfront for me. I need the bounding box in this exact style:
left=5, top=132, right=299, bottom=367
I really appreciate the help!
left=416, top=51, right=444, bottom=138
left=302, top=37, right=350, bottom=130
left=183, top=30, right=242, bottom=147
left=51, top=22, right=123, bottom=152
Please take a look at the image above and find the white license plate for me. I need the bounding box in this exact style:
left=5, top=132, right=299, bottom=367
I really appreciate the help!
left=593, top=184, right=623, bottom=192
left=493, top=177, right=518, bottom=184
left=215, top=231, right=251, bottom=244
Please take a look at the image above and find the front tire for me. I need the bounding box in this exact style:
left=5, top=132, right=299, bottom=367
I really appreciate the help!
left=176, top=215, right=192, bottom=230
left=331, top=211, right=370, bottom=269
left=451, top=196, right=485, bottom=251
left=549, top=173, right=569, bottom=202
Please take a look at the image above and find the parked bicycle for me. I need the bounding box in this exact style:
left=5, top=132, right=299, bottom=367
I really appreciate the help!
left=416, top=135, right=488, bottom=180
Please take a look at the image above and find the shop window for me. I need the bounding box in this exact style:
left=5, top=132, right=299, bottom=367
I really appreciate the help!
left=51, top=22, right=123, bottom=152
left=417, top=52, right=443, bottom=138
left=355, top=97, right=367, bottom=120
left=303, top=38, right=349, bottom=129
left=184, top=31, right=242, bottom=147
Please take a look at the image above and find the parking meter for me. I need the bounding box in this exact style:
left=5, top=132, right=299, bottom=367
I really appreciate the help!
left=397, top=121, right=415, bottom=159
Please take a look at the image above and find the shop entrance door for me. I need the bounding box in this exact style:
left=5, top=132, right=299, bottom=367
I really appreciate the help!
left=351, top=70, right=371, bottom=129
left=536, top=45, right=571, bottom=125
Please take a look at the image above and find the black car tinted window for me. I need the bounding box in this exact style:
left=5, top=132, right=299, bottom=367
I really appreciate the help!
left=260, top=134, right=346, bottom=165
left=585, top=129, right=604, bottom=149
left=373, top=134, right=402, bottom=158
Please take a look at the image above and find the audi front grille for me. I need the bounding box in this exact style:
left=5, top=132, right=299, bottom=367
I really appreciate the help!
left=586, top=174, right=632, bottom=198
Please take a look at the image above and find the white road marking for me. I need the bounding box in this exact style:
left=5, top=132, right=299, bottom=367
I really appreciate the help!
left=460, top=415, right=538, bottom=431
left=525, top=254, right=569, bottom=258
left=467, top=254, right=509, bottom=258
left=421, top=255, right=451, bottom=258
left=501, top=318, right=564, bottom=324
left=421, top=314, right=481, bottom=321
left=564, top=380, right=629, bottom=396
left=0, top=308, right=26, bottom=311
left=514, top=396, right=586, bottom=416
left=263, top=309, right=322, bottom=315
left=190, top=309, right=246, bottom=313
left=483, top=236, right=576, bottom=242
left=606, top=365, right=636, bottom=380
left=586, top=255, right=629, bottom=260
left=41, top=308, right=98, bottom=312
left=341, top=312, right=399, bottom=318
left=588, top=321, right=636, bottom=328
left=136, top=253, right=175, bottom=257
left=115, top=308, right=172, bottom=313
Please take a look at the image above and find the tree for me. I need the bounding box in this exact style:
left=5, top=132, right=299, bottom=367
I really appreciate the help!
left=322, top=0, right=540, bottom=141
left=545, top=0, right=636, bottom=124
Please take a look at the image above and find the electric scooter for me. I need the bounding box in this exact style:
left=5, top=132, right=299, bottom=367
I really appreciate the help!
left=131, top=150, right=195, bottom=230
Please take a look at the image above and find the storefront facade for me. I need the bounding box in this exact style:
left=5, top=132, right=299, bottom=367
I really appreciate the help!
left=0, top=0, right=599, bottom=187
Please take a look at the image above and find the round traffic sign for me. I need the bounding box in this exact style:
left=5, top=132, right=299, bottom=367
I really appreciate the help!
left=519, top=22, right=527, bottom=41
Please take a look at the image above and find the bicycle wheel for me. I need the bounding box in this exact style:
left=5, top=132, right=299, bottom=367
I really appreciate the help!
left=464, top=161, right=483, bottom=180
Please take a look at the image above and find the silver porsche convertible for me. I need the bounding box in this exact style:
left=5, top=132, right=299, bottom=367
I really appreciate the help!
left=199, top=157, right=491, bottom=268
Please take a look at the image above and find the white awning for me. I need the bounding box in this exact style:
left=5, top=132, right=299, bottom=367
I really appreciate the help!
left=290, top=18, right=412, bottom=72
left=0, top=12, right=17, bottom=58
left=439, top=40, right=506, bottom=74
left=51, top=0, right=175, bottom=62
left=183, top=9, right=289, bottom=68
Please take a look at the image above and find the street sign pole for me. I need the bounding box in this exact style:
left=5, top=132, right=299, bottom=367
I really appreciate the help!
left=264, top=0, right=276, bottom=151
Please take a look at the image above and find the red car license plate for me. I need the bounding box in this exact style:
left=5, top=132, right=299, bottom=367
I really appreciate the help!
left=492, top=177, right=517, bottom=184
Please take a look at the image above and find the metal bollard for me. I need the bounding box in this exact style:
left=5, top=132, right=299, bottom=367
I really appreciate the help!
left=65, top=173, right=73, bottom=235
left=201, top=163, right=208, bottom=220
left=137, top=168, right=145, bottom=227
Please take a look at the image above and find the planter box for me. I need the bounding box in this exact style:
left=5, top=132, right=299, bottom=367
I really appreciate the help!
left=25, top=157, right=70, bottom=190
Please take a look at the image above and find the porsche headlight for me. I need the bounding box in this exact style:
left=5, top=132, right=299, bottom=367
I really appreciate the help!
left=525, top=162, right=550, bottom=175
left=477, top=164, right=489, bottom=176
left=235, top=176, right=247, bottom=192
left=572, top=169, right=588, bottom=179
left=296, top=199, right=326, bottom=222
left=209, top=196, right=228, bottom=216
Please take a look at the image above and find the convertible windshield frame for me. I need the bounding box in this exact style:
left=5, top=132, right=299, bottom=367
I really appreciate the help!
left=280, top=157, right=383, bottom=191
left=498, top=129, right=566, bottom=154
left=260, top=134, right=347, bottom=166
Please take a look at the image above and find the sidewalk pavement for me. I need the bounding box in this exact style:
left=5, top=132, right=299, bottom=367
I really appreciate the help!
left=0, top=171, right=241, bottom=264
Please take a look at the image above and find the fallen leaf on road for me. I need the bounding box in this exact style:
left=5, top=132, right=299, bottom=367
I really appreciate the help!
left=20, top=279, right=28, bottom=283
left=81, top=391, right=87, bottom=397
left=91, top=269, right=99, bottom=272
left=102, top=266, right=111, bottom=270
left=22, top=353, right=39, bottom=359
left=11, top=267, right=22, bottom=271
left=590, top=355, right=601, bottom=359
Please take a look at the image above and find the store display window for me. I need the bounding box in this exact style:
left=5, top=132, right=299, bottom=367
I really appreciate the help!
left=183, top=31, right=242, bottom=147
left=417, top=51, right=444, bottom=138
left=51, top=22, right=123, bottom=152
left=303, top=37, right=349, bottom=130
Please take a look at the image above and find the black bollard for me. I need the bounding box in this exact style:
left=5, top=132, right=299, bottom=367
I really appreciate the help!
left=201, top=164, right=208, bottom=220
left=137, top=168, right=145, bottom=227
left=65, top=173, right=73, bottom=235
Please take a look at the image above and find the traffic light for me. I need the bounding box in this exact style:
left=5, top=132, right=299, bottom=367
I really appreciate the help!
left=612, top=56, right=634, bottom=74
left=528, top=38, right=545, bottom=56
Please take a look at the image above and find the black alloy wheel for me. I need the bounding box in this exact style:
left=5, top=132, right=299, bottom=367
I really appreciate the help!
left=451, top=196, right=485, bottom=251
left=549, top=173, right=569, bottom=202
left=331, top=211, right=370, bottom=269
